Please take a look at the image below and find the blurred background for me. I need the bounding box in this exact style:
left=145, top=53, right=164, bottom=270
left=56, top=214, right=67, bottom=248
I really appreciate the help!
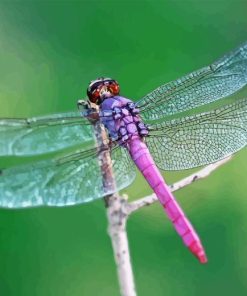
left=0, top=0, right=247, bottom=295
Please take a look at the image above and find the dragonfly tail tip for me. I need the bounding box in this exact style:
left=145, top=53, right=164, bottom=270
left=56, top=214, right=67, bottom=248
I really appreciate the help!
left=198, top=253, right=208, bottom=264
left=188, top=241, right=208, bottom=264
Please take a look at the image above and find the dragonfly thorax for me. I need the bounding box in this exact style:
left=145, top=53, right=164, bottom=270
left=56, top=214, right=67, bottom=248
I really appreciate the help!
left=100, top=96, right=149, bottom=145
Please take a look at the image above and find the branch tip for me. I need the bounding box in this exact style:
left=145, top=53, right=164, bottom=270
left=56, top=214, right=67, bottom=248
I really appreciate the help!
left=127, top=156, right=232, bottom=215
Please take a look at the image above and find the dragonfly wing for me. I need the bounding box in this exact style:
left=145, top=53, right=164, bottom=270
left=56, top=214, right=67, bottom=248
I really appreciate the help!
left=0, top=112, right=94, bottom=156
left=110, top=145, right=136, bottom=192
left=0, top=146, right=136, bottom=208
left=137, top=41, right=247, bottom=120
left=146, top=98, right=247, bottom=170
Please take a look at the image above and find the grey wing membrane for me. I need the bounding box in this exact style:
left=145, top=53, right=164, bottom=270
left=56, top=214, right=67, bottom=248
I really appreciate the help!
left=137, top=41, right=247, bottom=120
left=0, top=145, right=136, bottom=208
left=0, top=112, right=94, bottom=156
left=146, top=98, right=247, bottom=170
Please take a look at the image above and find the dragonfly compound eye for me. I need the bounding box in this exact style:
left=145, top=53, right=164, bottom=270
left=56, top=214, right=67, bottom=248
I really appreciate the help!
left=105, top=79, right=120, bottom=96
left=87, top=79, right=104, bottom=104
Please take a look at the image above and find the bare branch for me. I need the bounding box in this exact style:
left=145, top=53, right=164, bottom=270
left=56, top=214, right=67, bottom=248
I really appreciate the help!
left=107, top=194, right=137, bottom=296
left=91, top=107, right=233, bottom=296
left=127, top=156, right=232, bottom=215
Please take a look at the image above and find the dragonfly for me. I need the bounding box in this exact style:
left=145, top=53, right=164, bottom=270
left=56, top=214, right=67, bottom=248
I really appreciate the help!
left=1, top=41, right=247, bottom=264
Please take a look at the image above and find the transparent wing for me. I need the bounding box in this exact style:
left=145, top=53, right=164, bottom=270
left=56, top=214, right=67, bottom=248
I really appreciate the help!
left=0, top=146, right=136, bottom=208
left=146, top=98, right=247, bottom=170
left=0, top=111, right=94, bottom=156
left=137, top=41, right=247, bottom=120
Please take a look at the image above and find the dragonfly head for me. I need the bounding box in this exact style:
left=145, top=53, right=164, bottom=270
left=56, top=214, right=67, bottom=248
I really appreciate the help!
left=87, top=77, right=120, bottom=104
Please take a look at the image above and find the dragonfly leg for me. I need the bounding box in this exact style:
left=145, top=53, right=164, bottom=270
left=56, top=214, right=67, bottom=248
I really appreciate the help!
left=77, top=99, right=100, bottom=122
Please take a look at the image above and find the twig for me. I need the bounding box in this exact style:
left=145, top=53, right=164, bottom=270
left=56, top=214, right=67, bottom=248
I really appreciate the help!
left=106, top=155, right=231, bottom=296
left=127, top=156, right=232, bottom=215
left=88, top=104, right=232, bottom=296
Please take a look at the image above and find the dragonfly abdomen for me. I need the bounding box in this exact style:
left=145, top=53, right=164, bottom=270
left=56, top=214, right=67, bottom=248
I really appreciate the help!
left=128, top=137, right=207, bottom=264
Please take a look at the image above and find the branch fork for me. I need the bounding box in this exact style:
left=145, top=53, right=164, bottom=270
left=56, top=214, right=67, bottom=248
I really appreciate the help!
left=91, top=111, right=232, bottom=296
left=106, top=156, right=231, bottom=296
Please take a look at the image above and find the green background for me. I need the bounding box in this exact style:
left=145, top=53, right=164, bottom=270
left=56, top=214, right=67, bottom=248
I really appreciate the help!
left=0, top=0, right=247, bottom=295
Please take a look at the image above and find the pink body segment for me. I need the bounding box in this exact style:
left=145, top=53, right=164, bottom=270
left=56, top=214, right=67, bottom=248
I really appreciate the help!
left=128, top=137, right=207, bottom=264
left=100, top=95, right=207, bottom=263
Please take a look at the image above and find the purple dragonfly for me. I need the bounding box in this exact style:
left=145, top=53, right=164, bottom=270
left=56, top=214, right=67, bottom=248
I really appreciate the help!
left=1, top=42, right=247, bottom=263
